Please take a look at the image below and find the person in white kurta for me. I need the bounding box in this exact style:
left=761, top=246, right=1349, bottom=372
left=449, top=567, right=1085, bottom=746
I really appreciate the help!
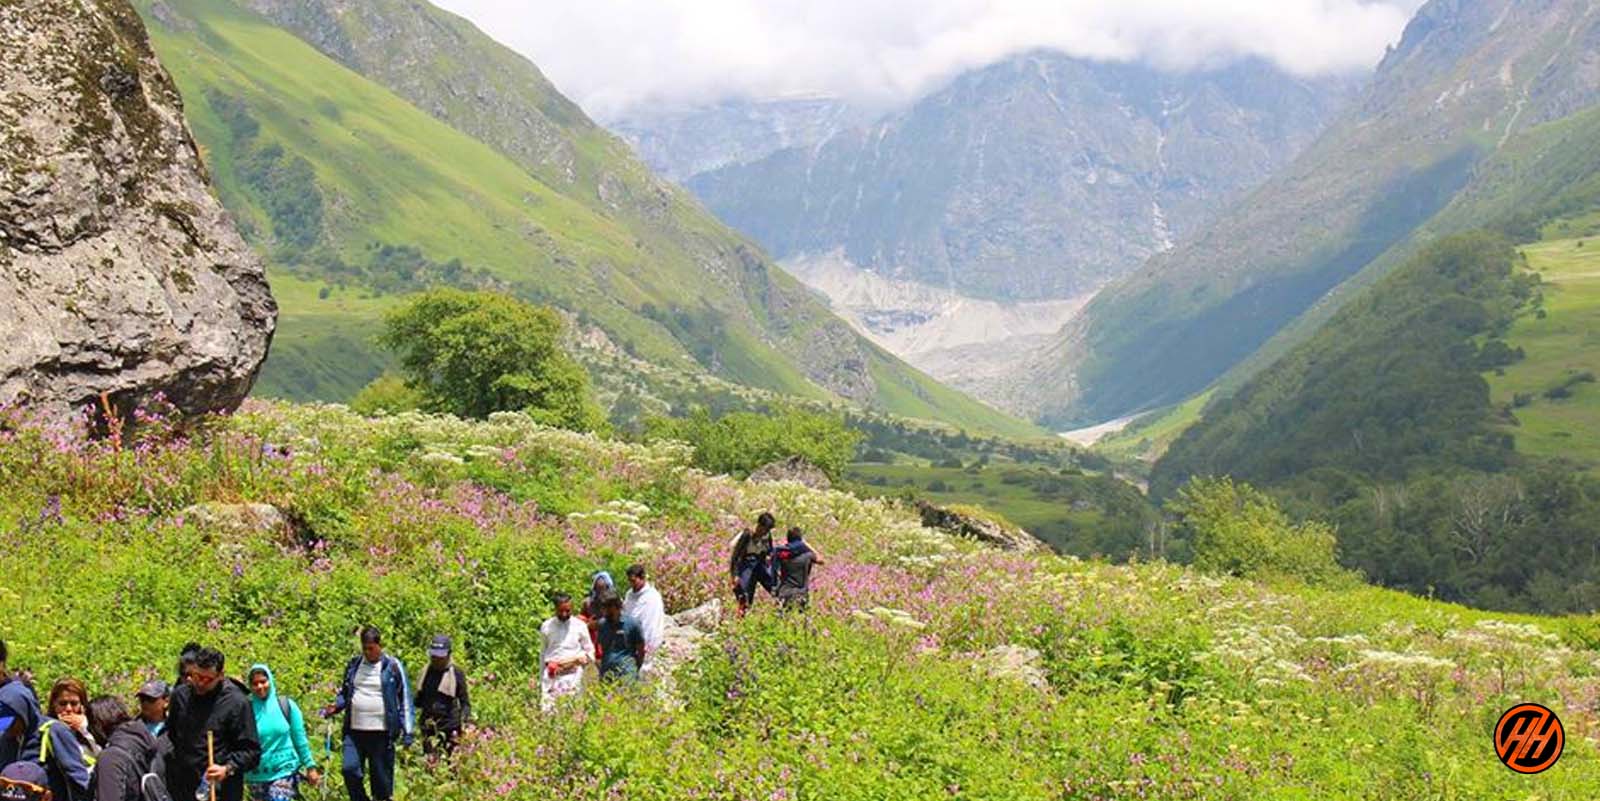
left=539, top=594, right=593, bottom=712
left=622, top=564, right=667, bottom=675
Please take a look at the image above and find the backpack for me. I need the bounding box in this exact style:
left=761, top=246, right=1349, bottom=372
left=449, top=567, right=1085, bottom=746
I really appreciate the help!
left=138, top=774, right=172, bottom=801
left=36, top=720, right=95, bottom=769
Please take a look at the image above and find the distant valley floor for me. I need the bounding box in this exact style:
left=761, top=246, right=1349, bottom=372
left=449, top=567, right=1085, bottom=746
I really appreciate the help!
left=783, top=250, right=1093, bottom=415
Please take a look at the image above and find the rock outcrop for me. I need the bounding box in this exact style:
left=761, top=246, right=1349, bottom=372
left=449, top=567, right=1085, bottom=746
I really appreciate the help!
left=0, top=0, right=276, bottom=421
left=917, top=501, right=1042, bottom=553
left=178, top=502, right=294, bottom=540
left=746, top=456, right=832, bottom=490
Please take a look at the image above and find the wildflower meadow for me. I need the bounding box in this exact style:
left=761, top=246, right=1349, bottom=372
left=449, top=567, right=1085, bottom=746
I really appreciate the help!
left=2, top=400, right=1597, bottom=798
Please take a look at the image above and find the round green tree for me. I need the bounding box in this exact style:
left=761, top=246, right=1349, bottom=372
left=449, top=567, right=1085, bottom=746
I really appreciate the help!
left=380, top=288, right=605, bottom=431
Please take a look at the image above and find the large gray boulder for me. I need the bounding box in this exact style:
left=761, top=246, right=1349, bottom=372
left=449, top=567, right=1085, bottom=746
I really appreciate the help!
left=916, top=500, right=1042, bottom=553
left=746, top=455, right=832, bottom=490
left=0, top=0, right=276, bottom=421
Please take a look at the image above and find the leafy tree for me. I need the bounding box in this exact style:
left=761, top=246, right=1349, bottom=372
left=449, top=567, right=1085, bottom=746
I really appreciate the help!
left=380, top=289, right=605, bottom=431
left=645, top=406, right=863, bottom=479
left=1170, top=477, right=1348, bottom=586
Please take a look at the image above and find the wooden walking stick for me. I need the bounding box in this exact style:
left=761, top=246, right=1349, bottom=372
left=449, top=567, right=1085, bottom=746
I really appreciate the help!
left=207, top=730, right=217, bottom=801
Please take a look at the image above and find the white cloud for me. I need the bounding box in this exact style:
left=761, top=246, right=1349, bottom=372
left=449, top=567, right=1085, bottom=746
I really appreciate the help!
left=431, top=0, right=1425, bottom=119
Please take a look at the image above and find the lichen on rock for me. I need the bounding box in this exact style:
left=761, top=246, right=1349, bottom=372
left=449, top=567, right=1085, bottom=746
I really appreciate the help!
left=0, top=0, right=276, bottom=421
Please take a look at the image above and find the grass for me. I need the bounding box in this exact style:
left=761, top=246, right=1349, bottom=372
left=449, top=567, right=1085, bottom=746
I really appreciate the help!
left=135, top=0, right=1038, bottom=438
left=1492, top=233, right=1600, bottom=471
left=252, top=271, right=398, bottom=401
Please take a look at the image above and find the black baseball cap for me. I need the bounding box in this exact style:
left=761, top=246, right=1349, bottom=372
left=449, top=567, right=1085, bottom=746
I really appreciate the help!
left=137, top=679, right=170, bottom=700
left=427, top=635, right=452, bottom=657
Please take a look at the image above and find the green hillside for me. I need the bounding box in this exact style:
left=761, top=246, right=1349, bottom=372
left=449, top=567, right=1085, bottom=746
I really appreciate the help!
left=1148, top=228, right=1600, bottom=614
left=1024, top=0, right=1600, bottom=427
left=134, top=0, right=1037, bottom=439
left=1114, top=101, right=1600, bottom=469
left=4, top=400, right=1599, bottom=798
left=1490, top=228, right=1600, bottom=470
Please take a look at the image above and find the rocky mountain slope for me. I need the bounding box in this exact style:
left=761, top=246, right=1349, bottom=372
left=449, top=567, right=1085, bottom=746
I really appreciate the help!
left=0, top=0, right=275, bottom=420
left=131, top=0, right=1037, bottom=437
left=681, top=54, right=1350, bottom=303
left=1019, top=0, right=1600, bottom=427
left=610, top=96, right=864, bottom=182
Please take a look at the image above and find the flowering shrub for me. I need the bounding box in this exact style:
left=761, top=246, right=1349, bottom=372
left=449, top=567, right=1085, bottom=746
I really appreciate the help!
left=1, top=400, right=1598, bottom=798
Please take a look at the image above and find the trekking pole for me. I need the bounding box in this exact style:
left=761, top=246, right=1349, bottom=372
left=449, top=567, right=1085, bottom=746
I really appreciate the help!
left=207, top=731, right=217, bottom=801
left=321, top=719, right=336, bottom=801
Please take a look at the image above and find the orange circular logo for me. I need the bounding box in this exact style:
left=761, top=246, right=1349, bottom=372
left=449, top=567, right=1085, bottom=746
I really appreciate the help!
left=1494, top=703, right=1563, bottom=774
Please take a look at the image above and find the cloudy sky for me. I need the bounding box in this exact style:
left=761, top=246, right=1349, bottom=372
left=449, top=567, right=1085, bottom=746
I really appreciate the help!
left=432, top=0, right=1427, bottom=120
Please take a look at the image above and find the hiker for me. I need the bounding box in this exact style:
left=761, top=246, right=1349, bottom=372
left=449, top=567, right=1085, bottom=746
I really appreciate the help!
left=413, top=636, right=469, bottom=762
left=174, top=644, right=202, bottom=689
left=164, top=647, right=261, bottom=801
left=621, top=564, right=666, bottom=674
left=85, top=697, right=161, bottom=801
left=774, top=527, right=825, bottom=612
left=580, top=571, right=615, bottom=661
left=0, top=679, right=90, bottom=801
left=0, top=762, right=52, bottom=801
left=728, top=512, right=778, bottom=614
left=538, top=593, right=593, bottom=712
left=243, top=664, right=319, bottom=801
left=134, top=682, right=168, bottom=738
left=322, top=627, right=412, bottom=801
left=594, top=593, right=645, bottom=684
left=47, top=680, right=100, bottom=760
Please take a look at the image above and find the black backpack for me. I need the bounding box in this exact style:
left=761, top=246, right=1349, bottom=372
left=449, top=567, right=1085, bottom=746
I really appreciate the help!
left=138, top=774, right=172, bottom=801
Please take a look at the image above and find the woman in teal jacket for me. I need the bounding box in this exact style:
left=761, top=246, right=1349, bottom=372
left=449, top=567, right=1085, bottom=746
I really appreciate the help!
left=244, top=664, right=321, bottom=801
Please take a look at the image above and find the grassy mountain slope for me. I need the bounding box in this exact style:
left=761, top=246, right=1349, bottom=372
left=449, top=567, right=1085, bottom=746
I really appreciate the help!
left=4, top=400, right=1599, bottom=797
left=135, top=0, right=1038, bottom=438
left=1150, top=232, right=1531, bottom=498
left=1217, top=102, right=1600, bottom=400
left=1017, top=0, right=1600, bottom=427
left=1106, top=101, right=1600, bottom=461
left=1147, top=221, right=1600, bottom=613
left=1490, top=226, right=1600, bottom=471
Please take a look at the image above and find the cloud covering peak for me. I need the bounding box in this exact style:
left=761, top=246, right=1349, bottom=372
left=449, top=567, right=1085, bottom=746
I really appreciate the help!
left=433, top=0, right=1424, bottom=119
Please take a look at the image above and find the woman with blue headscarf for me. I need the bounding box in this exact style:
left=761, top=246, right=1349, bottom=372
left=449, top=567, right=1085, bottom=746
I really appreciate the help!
left=580, top=571, right=615, bottom=662
left=243, top=664, right=319, bottom=801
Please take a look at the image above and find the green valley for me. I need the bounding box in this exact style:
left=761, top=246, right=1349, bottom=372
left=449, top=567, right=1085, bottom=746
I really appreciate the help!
left=134, top=0, right=1037, bottom=438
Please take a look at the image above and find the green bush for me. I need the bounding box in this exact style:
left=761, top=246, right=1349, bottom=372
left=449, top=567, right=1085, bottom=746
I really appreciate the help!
left=1171, top=476, right=1348, bottom=585
left=644, top=405, right=863, bottom=479
left=350, top=373, right=424, bottom=415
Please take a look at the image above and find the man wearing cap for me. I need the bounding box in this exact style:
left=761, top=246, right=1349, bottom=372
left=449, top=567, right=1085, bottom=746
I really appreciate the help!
left=135, top=680, right=169, bottom=738
left=412, top=636, right=470, bottom=762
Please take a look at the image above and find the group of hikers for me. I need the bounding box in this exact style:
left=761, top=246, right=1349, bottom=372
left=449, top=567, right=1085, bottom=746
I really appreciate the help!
left=0, top=514, right=825, bottom=801
left=0, top=629, right=468, bottom=801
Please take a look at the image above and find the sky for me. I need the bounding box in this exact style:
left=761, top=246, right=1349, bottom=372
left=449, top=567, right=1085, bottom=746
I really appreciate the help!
left=432, top=0, right=1428, bottom=120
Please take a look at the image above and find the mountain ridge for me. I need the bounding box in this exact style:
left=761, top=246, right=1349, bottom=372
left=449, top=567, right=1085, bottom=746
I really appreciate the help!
left=1021, top=0, right=1600, bottom=427
left=680, top=52, right=1351, bottom=303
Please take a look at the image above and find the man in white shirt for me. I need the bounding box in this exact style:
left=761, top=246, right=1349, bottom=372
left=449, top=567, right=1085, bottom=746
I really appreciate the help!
left=621, top=564, right=666, bottom=675
left=539, top=593, right=593, bottom=712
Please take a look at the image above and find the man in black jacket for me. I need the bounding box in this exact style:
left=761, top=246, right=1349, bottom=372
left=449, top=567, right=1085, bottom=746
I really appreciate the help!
left=86, top=698, right=162, bottom=801
left=164, top=648, right=260, bottom=801
left=413, top=635, right=469, bottom=762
